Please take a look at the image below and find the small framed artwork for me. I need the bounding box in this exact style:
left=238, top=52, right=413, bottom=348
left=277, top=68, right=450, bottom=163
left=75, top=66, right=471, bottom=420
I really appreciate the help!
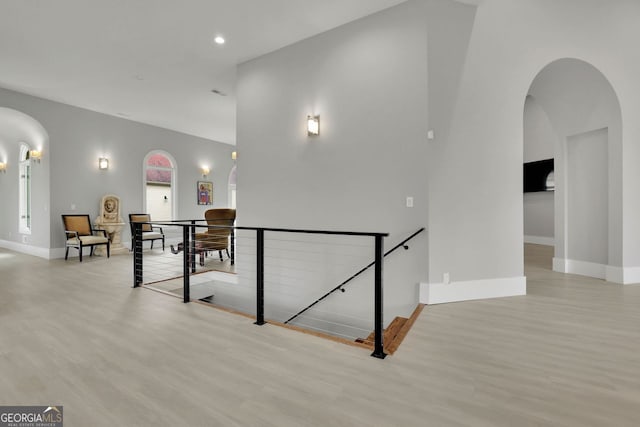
left=197, top=181, right=213, bottom=205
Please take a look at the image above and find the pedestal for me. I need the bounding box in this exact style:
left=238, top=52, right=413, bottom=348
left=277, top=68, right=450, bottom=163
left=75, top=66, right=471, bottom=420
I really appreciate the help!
left=94, top=221, right=127, bottom=256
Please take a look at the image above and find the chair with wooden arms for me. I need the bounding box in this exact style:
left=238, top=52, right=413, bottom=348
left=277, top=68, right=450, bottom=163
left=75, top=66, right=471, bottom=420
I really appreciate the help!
left=196, top=208, right=236, bottom=264
left=129, top=214, right=165, bottom=251
left=62, top=214, right=110, bottom=262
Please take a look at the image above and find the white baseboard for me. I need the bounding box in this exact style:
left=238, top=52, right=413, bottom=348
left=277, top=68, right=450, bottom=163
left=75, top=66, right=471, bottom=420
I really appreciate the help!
left=552, top=258, right=640, bottom=284
left=553, top=257, right=606, bottom=280
left=0, top=239, right=51, bottom=259
left=0, top=241, right=130, bottom=260
left=419, top=276, right=526, bottom=305
left=617, top=267, right=640, bottom=285
left=552, top=257, right=565, bottom=273
left=524, top=235, right=554, bottom=246
left=51, top=246, right=131, bottom=259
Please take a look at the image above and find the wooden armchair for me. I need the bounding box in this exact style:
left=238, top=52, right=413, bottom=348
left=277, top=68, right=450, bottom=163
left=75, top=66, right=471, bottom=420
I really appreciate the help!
left=129, top=214, right=165, bottom=250
left=196, top=208, right=236, bottom=263
left=62, top=214, right=110, bottom=262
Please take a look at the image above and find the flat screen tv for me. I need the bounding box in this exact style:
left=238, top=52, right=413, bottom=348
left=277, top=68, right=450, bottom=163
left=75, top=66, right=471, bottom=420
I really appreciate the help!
left=523, top=158, right=554, bottom=192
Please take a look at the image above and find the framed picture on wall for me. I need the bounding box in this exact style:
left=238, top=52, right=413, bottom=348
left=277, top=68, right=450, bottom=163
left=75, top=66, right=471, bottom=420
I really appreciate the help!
left=197, top=181, right=213, bottom=205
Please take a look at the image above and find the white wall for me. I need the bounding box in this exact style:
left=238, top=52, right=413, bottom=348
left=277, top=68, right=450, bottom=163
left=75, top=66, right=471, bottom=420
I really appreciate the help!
left=0, top=87, right=235, bottom=256
left=237, top=0, right=457, bottom=319
left=523, top=96, right=555, bottom=243
left=523, top=192, right=554, bottom=244
left=241, top=0, right=640, bottom=307
left=427, top=0, right=640, bottom=294
left=523, top=96, right=556, bottom=163
left=567, top=128, right=609, bottom=266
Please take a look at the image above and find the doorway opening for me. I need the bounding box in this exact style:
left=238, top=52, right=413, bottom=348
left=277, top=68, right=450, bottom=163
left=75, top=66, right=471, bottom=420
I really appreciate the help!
left=144, top=151, right=176, bottom=221
left=523, top=58, right=621, bottom=280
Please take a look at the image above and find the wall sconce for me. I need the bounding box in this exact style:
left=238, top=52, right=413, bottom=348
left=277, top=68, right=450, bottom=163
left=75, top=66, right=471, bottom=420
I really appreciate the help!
left=231, top=151, right=237, bottom=161
left=30, top=150, right=42, bottom=163
left=201, top=166, right=210, bottom=178
left=98, top=157, right=109, bottom=170
left=0, top=162, right=6, bottom=173
left=307, top=115, right=320, bottom=136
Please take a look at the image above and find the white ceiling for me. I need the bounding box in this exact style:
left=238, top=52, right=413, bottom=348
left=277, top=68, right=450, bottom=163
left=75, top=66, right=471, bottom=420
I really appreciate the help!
left=0, top=0, right=409, bottom=145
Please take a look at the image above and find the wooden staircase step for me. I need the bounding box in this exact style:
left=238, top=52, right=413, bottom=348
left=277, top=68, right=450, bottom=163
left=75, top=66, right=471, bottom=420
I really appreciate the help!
left=383, top=315, right=407, bottom=343
left=356, top=316, right=408, bottom=346
left=355, top=304, right=425, bottom=355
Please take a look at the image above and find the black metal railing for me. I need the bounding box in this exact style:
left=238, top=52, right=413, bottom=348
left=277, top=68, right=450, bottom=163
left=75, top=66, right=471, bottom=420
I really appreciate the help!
left=284, top=227, right=426, bottom=327
left=133, top=221, right=391, bottom=359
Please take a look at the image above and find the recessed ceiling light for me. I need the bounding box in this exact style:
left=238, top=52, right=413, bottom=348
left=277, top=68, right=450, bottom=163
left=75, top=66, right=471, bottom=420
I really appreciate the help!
left=214, top=36, right=225, bottom=45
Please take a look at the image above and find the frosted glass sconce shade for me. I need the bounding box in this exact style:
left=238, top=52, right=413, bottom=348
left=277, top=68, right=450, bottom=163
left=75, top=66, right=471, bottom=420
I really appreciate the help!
left=307, top=115, right=320, bottom=136
left=30, top=150, right=42, bottom=162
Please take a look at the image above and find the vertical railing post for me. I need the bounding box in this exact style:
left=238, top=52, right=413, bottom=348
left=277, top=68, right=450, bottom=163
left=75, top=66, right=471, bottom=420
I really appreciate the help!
left=255, top=228, right=265, bottom=325
left=133, top=222, right=143, bottom=288
left=183, top=224, right=190, bottom=303
left=190, top=220, right=197, bottom=274
left=230, top=227, right=235, bottom=266
left=371, top=234, right=386, bottom=359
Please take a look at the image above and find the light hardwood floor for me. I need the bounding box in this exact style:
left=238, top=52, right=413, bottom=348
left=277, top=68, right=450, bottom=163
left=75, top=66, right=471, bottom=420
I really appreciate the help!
left=1, top=245, right=640, bottom=426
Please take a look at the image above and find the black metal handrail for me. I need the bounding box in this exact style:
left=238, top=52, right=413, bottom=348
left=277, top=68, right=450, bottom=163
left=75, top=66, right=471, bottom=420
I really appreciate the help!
left=136, top=219, right=387, bottom=237
left=283, top=227, right=426, bottom=326
left=132, top=221, right=391, bottom=359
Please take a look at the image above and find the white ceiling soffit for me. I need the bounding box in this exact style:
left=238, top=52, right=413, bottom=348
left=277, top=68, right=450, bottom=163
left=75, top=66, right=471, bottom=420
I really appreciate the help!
left=0, top=0, right=408, bottom=145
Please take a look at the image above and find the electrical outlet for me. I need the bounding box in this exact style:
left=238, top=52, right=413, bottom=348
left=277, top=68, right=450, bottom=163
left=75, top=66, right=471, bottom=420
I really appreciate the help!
left=443, top=272, right=450, bottom=285
left=406, top=197, right=414, bottom=208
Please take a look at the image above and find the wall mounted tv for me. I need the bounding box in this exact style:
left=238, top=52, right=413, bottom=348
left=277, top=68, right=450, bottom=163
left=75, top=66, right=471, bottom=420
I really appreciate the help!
left=523, top=158, right=554, bottom=192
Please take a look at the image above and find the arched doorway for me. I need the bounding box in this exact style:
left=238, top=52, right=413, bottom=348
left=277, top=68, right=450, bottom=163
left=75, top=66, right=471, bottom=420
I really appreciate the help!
left=143, top=151, right=176, bottom=220
left=524, top=58, right=622, bottom=281
left=0, top=107, right=50, bottom=252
